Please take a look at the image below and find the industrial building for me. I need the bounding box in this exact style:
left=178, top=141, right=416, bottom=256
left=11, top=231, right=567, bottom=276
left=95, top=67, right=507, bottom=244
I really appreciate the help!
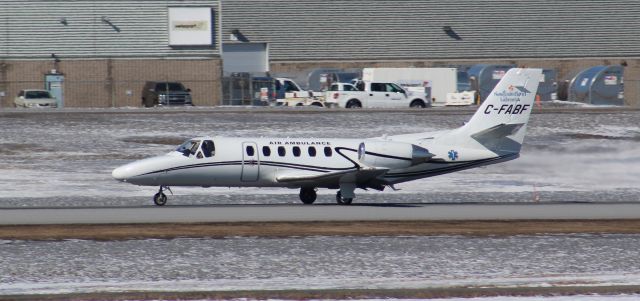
left=0, top=0, right=222, bottom=107
left=1, top=0, right=639, bottom=107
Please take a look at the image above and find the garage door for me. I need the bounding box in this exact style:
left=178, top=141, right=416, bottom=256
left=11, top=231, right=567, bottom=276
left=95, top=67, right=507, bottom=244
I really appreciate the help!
left=222, top=43, right=268, bottom=73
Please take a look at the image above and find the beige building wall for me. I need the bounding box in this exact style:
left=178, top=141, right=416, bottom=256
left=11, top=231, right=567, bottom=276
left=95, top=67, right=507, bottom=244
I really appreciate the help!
left=0, top=58, right=222, bottom=108
left=271, top=58, right=640, bottom=107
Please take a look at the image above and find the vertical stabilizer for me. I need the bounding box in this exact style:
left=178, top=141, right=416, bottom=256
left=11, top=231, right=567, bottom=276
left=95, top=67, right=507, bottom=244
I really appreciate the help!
left=460, top=68, right=542, bottom=149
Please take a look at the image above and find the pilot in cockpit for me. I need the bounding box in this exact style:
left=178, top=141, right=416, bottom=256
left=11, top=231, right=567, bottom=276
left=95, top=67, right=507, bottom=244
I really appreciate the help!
left=201, top=140, right=215, bottom=157
left=176, top=139, right=215, bottom=159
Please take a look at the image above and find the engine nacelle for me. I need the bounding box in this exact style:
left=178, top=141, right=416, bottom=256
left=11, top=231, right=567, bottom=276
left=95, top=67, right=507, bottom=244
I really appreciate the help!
left=358, top=140, right=433, bottom=169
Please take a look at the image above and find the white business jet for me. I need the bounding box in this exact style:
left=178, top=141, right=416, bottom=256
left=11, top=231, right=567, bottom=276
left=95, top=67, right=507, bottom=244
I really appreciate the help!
left=113, top=68, right=542, bottom=206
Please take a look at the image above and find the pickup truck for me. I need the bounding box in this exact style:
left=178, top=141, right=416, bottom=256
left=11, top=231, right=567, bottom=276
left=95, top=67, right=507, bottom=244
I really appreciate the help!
left=324, top=82, right=431, bottom=108
left=275, top=77, right=325, bottom=107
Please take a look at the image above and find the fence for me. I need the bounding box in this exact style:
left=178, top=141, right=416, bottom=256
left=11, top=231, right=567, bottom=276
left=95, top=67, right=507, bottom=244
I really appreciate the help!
left=221, top=73, right=275, bottom=106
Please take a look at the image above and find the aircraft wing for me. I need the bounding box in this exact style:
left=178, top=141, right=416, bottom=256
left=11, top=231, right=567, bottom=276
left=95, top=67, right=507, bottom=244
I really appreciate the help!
left=276, top=167, right=389, bottom=187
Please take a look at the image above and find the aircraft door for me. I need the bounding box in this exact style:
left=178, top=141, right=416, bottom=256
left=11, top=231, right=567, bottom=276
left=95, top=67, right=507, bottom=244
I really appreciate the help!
left=241, top=142, right=260, bottom=181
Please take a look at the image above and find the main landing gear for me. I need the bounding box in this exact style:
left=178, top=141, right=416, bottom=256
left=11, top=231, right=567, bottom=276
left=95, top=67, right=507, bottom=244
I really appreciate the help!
left=299, top=187, right=317, bottom=204
left=298, top=187, right=355, bottom=205
left=153, top=186, right=172, bottom=206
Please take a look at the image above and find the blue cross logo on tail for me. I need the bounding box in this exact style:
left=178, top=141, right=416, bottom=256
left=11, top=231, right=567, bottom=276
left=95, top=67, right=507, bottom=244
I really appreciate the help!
left=448, top=150, right=459, bottom=161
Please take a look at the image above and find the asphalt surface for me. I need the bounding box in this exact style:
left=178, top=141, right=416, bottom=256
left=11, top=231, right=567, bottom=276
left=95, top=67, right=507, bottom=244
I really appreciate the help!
left=2, top=202, right=640, bottom=225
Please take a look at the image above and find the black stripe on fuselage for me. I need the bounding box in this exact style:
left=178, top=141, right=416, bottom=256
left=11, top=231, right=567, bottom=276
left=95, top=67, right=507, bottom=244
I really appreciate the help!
left=136, top=146, right=411, bottom=178
left=384, top=154, right=518, bottom=178
left=138, top=159, right=356, bottom=177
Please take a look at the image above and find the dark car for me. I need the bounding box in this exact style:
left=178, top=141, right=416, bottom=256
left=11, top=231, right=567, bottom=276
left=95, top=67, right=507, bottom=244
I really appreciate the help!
left=141, top=81, right=193, bottom=107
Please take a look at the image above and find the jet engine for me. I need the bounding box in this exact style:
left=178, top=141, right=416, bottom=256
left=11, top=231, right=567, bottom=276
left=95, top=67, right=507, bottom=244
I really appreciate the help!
left=358, top=140, right=433, bottom=169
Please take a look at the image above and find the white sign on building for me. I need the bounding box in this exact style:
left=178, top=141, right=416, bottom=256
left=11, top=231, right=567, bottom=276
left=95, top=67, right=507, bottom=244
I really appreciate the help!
left=168, top=7, right=214, bottom=46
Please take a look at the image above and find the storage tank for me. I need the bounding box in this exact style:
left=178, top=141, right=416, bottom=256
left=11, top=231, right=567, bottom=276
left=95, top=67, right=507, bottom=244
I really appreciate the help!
left=568, top=65, right=624, bottom=105
left=467, top=64, right=516, bottom=103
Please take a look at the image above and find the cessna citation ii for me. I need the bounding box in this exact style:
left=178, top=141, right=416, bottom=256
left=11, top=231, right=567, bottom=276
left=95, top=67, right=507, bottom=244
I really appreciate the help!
left=113, top=68, right=542, bottom=206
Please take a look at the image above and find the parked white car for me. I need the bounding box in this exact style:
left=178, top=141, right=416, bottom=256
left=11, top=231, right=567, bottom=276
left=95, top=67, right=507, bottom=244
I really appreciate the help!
left=14, top=89, right=58, bottom=108
left=325, top=82, right=430, bottom=108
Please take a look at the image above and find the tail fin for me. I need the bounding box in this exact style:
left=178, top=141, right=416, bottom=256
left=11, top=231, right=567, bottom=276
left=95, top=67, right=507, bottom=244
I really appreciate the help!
left=458, top=68, right=542, bottom=154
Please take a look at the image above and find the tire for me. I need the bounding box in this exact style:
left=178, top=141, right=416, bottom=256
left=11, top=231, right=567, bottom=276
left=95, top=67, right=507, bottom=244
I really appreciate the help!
left=153, top=192, right=167, bottom=206
left=345, top=99, right=362, bottom=109
left=311, top=102, right=324, bottom=107
left=336, top=191, right=353, bottom=205
left=299, top=187, right=317, bottom=205
left=142, top=97, right=155, bottom=108
left=410, top=99, right=426, bottom=108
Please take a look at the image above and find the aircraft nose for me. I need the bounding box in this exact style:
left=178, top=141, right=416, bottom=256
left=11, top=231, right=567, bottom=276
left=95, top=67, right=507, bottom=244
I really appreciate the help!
left=112, top=164, right=132, bottom=182
left=112, top=155, right=175, bottom=184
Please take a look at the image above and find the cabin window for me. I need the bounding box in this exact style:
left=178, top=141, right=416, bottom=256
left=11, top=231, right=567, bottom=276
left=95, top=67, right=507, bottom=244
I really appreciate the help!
left=308, top=146, right=316, bottom=157
left=278, top=146, right=286, bottom=157
left=246, top=145, right=255, bottom=156
left=324, top=146, right=332, bottom=157
left=202, top=140, right=214, bottom=157
left=292, top=146, right=301, bottom=157
left=262, top=146, right=271, bottom=156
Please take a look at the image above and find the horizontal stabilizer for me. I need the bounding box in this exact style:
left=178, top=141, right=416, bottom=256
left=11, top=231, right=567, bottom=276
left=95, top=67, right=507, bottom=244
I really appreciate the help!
left=471, top=123, right=525, bottom=155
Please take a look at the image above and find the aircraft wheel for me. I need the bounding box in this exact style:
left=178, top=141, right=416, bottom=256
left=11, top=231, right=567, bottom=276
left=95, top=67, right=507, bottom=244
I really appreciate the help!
left=299, top=187, right=317, bottom=205
left=336, top=191, right=353, bottom=205
left=153, top=192, right=167, bottom=206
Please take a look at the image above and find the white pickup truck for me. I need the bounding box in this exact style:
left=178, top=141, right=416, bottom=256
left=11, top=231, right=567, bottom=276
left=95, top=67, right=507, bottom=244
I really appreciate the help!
left=274, top=78, right=325, bottom=107
left=325, top=82, right=431, bottom=108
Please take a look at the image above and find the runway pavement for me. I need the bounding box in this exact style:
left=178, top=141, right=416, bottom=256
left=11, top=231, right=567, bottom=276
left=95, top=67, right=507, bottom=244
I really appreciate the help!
left=2, top=202, right=640, bottom=225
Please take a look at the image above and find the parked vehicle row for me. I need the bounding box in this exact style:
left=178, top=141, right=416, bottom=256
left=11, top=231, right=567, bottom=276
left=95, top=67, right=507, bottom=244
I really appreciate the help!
left=13, top=81, right=195, bottom=109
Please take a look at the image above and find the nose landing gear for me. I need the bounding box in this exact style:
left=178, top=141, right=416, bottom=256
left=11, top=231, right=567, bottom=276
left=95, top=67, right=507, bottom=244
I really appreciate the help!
left=336, top=191, right=353, bottom=205
left=153, top=186, right=172, bottom=206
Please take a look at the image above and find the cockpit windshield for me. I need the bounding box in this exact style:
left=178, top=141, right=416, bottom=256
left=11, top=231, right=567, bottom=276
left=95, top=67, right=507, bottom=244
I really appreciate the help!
left=176, top=139, right=215, bottom=158
left=176, top=140, right=200, bottom=156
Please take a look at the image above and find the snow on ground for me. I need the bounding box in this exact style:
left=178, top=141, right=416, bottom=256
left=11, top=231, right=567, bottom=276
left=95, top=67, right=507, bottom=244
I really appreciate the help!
left=0, top=109, right=639, bottom=205
left=1, top=109, right=640, bottom=296
left=1, top=234, right=640, bottom=295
